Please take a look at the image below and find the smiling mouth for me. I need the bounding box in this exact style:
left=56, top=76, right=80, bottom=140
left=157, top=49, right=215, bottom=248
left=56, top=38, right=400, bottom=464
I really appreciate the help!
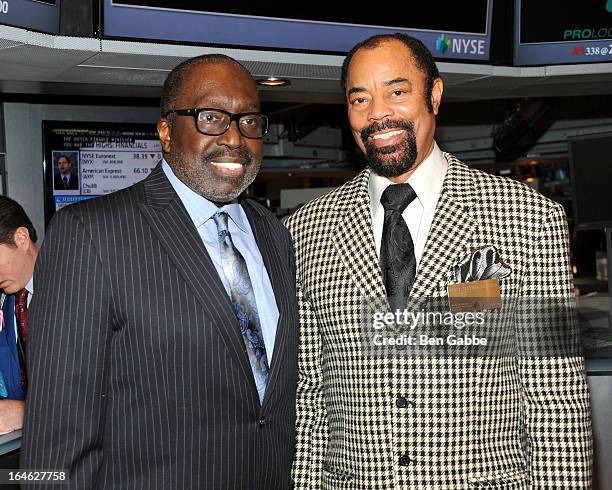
left=371, top=129, right=405, bottom=141
left=211, top=161, right=243, bottom=170
left=209, top=161, right=247, bottom=177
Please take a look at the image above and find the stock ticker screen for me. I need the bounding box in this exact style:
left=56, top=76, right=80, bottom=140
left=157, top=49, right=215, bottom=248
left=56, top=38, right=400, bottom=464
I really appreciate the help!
left=520, top=0, right=612, bottom=43
left=515, top=0, right=612, bottom=65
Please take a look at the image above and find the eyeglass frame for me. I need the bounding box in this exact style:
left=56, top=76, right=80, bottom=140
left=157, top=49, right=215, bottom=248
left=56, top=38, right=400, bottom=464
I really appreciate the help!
left=163, top=107, right=269, bottom=139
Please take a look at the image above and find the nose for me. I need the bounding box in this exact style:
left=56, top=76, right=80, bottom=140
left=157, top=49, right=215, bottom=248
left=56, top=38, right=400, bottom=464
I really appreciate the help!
left=367, top=96, right=394, bottom=122
left=216, top=120, right=242, bottom=149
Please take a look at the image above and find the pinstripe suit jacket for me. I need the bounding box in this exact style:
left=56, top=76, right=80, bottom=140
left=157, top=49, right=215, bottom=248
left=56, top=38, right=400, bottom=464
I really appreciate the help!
left=285, top=153, right=592, bottom=489
left=21, top=164, right=298, bottom=489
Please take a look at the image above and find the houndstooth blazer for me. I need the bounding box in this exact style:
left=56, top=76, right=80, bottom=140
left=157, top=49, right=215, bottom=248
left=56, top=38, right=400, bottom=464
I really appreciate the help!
left=285, top=153, right=592, bottom=489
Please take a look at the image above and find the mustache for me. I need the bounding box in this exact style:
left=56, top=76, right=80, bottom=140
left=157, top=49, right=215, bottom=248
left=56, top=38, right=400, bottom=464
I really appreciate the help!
left=360, top=119, right=414, bottom=141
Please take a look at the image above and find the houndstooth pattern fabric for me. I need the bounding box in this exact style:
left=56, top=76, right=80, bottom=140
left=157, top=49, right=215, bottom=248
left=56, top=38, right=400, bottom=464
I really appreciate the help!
left=285, top=153, right=592, bottom=489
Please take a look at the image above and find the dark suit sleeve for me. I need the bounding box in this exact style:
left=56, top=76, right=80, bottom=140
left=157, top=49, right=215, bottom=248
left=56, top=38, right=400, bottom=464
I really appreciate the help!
left=21, top=207, right=112, bottom=489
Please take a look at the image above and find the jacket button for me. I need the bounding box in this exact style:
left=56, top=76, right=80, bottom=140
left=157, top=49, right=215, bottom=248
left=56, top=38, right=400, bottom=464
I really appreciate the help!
left=396, top=396, right=408, bottom=408
left=399, top=455, right=412, bottom=466
left=257, top=418, right=266, bottom=428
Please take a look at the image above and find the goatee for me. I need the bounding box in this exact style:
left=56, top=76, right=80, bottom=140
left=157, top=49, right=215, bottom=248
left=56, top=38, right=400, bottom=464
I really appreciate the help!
left=361, top=119, right=418, bottom=178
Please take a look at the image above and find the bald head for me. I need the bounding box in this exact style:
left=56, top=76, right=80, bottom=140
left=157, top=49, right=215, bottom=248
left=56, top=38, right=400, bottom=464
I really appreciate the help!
left=161, top=54, right=254, bottom=117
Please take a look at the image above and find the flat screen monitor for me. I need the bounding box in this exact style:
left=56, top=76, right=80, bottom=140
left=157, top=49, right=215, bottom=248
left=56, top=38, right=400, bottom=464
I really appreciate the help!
left=0, top=0, right=60, bottom=34
left=568, top=132, right=612, bottom=230
left=103, top=0, right=493, bottom=61
left=43, top=121, right=161, bottom=224
left=515, top=0, right=612, bottom=66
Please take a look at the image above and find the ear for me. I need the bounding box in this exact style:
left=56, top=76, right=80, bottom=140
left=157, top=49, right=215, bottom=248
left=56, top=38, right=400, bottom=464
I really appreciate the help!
left=430, top=77, right=444, bottom=115
left=157, top=118, right=172, bottom=154
left=13, top=227, right=30, bottom=250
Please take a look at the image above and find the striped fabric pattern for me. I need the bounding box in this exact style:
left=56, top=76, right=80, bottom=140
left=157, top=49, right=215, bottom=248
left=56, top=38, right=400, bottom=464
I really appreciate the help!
left=21, top=164, right=298, bottom=490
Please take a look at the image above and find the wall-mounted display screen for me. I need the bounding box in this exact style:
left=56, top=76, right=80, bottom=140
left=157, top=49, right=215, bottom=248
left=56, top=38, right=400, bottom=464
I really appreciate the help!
left=0, top=0, right=60, bottom=34
left=111, top=1, right=489, bottom=34
left=515, top=0, right=612, bottom=65
left=568, top=132, right=612, bottom=230
left=104, top=0, right=493, bottom=60
left=43, top=121, right=161, bottom=222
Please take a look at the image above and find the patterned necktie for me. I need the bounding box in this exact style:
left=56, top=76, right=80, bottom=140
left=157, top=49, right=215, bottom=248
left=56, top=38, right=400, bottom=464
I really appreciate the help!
left=14, top=289, right=28, bottom=391
left=213, top=211, right=269, bottom=403
left=380, top=183, right=418, bottom=312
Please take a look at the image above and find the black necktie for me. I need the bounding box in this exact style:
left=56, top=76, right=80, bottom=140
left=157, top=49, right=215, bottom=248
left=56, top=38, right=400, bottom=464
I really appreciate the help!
left=63, top=176, right=68, bottom=189
left=380, top=183, right=418, bottom=311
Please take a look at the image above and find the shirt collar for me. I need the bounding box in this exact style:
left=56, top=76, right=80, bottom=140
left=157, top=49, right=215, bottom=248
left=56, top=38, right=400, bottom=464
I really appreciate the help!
left=25, top=277, right=33, bottom=297
left=161, top=159, right=248, bottom=233
left=369, top=142, right=448, bottom=217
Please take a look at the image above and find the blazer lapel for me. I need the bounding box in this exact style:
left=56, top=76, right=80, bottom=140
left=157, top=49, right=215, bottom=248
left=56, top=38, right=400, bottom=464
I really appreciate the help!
left=411, top=154, right=478, bottom=300
left=332, top=169, right=387, bottom=300
left=137, top=165, right=256, bottom=388
left=241, top=200, right=291, bottom=407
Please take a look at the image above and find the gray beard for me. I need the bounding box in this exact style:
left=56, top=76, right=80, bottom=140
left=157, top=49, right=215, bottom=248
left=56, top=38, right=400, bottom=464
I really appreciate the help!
left=166, top=148, right=259, bottom=203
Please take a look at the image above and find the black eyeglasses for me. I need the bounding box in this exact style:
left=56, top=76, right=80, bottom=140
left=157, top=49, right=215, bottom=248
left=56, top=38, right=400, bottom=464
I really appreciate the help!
left=164, top=107, right=269, bottom=139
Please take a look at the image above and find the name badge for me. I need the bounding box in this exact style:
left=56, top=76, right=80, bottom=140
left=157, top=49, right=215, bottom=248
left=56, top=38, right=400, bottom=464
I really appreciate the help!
left=447, top=279, right=502, bottom=313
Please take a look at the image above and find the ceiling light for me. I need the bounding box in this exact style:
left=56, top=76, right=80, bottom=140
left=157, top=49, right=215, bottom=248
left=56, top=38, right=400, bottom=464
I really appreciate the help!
left=256, top=77, right=291, bottom=87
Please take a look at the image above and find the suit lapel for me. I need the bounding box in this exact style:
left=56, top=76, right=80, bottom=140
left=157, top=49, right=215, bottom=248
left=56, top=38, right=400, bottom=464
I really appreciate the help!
left=333, top=169, right=387, bottom=300
left=411, top=154, right=478, bottom=300
left=241, top=200, right=290, bottom=407
left=137, top=165, right=256, bottom=388
left=334, top=157, right=477, bottom=305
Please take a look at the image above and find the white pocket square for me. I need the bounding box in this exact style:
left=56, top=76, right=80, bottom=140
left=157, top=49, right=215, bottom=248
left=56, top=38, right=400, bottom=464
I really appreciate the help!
left=453, top=245, right=511, bottom=283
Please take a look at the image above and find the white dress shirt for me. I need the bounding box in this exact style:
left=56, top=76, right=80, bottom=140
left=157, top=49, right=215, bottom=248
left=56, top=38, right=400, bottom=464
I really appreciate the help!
left=369, top=142, right=448, bottom=270
left=25, top=278, right=33, bottom=308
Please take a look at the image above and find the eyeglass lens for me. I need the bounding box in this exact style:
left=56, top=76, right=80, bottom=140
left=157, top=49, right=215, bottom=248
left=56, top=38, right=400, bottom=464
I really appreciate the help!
left=196, top=110, right=267, bottom=138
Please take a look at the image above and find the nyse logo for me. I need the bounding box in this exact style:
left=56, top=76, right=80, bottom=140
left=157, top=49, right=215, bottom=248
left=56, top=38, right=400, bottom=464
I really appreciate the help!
left=0, top=1, right=8, bottom=14
left=451, top=38, right=486, bottom=55
left=435, top=34, right=450, bottom=55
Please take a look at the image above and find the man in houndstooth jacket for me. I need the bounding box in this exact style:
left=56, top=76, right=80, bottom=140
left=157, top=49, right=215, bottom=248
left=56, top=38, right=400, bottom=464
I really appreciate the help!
left=285, top=33, right=592, bottom=489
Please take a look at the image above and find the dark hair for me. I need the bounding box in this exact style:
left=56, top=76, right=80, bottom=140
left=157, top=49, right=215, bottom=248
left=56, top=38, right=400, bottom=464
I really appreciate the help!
left=340, top=33, right=441, bottom=113
left=0, top=196, right=37, bottom=245
left=160, top=54, right=253, bottom=116
left=57, top=154, right=71, bottom=164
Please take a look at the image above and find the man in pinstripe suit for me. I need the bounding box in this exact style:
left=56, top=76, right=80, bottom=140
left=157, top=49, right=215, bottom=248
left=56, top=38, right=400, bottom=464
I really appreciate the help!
left=21, top=55, right=298, bottom=489
left=286, top=34, right=591, bottom=488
